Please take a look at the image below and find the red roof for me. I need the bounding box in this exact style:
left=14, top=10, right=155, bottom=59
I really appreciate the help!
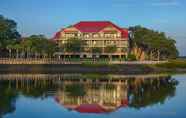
left=74, top=104, right=107, bottom=113
left=53, top=31, right=61, bottom=40
left=53, top=21, right=128, bottom=39
left=63, top=30, right=78, bottom=33
left=73, top=21, right=128, bottom=38
left=74, top=21, right=114, bottom=33
left=121, top=28, right=128, bottom=39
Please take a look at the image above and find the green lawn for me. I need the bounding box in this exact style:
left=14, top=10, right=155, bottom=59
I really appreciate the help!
left=155, top=59, right=186, bottom=69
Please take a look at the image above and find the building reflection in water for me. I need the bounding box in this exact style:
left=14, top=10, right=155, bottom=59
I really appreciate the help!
left=0, top=74, right=178, bottom=115
left=55, top=77, right=128, bottom=113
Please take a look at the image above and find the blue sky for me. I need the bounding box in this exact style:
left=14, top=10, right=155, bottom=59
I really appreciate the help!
left=0, top=0, right=186, bottom=55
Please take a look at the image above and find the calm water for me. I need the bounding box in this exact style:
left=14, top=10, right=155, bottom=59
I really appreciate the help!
left=0, top=74, right=186, bottom=118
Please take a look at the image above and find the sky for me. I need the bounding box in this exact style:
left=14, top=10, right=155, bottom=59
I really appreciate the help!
left=0, top=0, right=186, bottom=56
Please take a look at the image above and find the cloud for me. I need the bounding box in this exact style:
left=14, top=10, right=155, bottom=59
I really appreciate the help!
left=151, top=0, right=180, bottom=6
left=112, top=0, right=181, bottom=7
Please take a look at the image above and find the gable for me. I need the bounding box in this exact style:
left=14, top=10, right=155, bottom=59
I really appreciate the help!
left=100, top=25, right=120, bottom=33
left=62, top=27, right=80, bottom=33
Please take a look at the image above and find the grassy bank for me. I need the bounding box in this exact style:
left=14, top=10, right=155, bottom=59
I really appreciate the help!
left=0, top=64, right=153, bottom=74
left=155, top=59, right=186, bottom=69
left=0, top=59, right=185, bottom=74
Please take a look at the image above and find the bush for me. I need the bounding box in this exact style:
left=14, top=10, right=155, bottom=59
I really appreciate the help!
left=127, top=54, right=137, bottom=61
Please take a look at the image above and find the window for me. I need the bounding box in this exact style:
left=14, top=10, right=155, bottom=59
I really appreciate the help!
left=93, top=33, right=99, bottom=38
left=93, top=41, right=96, bottom=45
left=114, top=34, right=117, bottom=38
left=104, top=33, right=117, bottom=38
left=104, top=33, right=111, bottom=38
left=64, top=33, right=76, bottom=37
left=78, top=33, right=81, bottom=37
left=84, top=34, right=90, bottom=38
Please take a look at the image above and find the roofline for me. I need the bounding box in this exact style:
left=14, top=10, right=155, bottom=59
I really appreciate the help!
left=53, top=21, right=129, bottom=39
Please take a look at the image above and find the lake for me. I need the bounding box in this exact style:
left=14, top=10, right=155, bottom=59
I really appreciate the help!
left=0, top=74, right=186, bottom=118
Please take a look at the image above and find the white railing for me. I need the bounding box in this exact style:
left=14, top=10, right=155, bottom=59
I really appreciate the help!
left=0, top=58, right=167, bottom=65
left=0, top=58, right=81, bottom=64
left=109, top=61, right=168, bottom=64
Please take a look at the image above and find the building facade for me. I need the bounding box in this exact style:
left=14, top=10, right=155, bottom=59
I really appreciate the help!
left=53, top=21, right=129, bottom=58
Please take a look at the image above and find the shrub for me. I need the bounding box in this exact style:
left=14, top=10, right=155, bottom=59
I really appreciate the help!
left=128, top=54, right=137, bottom=61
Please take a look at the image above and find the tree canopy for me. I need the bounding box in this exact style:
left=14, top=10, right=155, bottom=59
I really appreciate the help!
left=129, top=26, right=179, bottom=60
left=105, top=45, right=117, bottom=53
left=0, top=15, right=20, bottom=48
left=63, top=38, right=86, bottom=53
left=5, top=35, right=57, bottom=58
left=21, top=35, right=57, bottom=58
left=92, top=47, right=102, bottom=54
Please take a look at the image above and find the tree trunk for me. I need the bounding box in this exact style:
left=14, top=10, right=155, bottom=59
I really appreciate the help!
left=109, top=54, right=112, bottom=61
left=157, top=50, right=160, bottom=61
left=16, top=49, right=19, bottom=58
left=35, top=52, right=37, bottom=59
left=150, top=51, right=153, bottom=60
left=9, top=49, right=12, bottom=58
left=26, top=50, right=29, bottom=58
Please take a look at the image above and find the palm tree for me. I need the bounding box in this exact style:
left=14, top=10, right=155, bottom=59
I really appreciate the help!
left=105, top=45, right=117, bottom=61
left=21, top=39, right=33, bottom=58
left=63, top=38, right=86, bottom=53
left=5, top=39, right=16, bottom=58
left=92, top=47, right=102, bottom=59
left=13, top=44, right=22, bottom=58
left=6, top=44, right=14, bottom=58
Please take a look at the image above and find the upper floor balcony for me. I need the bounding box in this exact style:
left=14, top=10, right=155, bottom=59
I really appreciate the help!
left=60, top=32, right=125, bottom=39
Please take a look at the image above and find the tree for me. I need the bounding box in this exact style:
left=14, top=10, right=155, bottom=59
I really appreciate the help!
left=105, top=45, right=117, bottom=53
left=6, top=39, right=17, bottom=58
left=129, top=26, right=179, bottom=60
left=6, top=42, right=14, bottom=58
left=63, top=38, right=86, bottom=53
left=92, top=47, right=102, bottom=53
left=105, top=45, right=117, bottom=61
left=21, top=38, right=33, bottom=58
left=41, top=40, right=57, bottom=58
left=20, top=35, right=57, bottom=58
left=13, top=43, right=22, bottom=58
left=0, top=15, right=21, bottom=57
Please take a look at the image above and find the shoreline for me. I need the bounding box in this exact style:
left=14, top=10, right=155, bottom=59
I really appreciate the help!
left=0, top=58, right=166, bottom=64
left=0, top=73, right=182, bottom=81
left=0, top=64, right=186, bottom=74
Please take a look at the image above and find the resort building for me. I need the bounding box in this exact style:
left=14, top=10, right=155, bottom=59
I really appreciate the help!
left=53, top=21, right=129, bottom=58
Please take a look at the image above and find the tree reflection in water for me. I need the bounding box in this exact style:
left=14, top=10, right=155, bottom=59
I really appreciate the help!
left=65, top=84, right=86, bottom=97
left=0, top=74, right=179, bottom=116
left=128, top=76, right=178, bottom=109
left=0, top=81, right=17, bottom=117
